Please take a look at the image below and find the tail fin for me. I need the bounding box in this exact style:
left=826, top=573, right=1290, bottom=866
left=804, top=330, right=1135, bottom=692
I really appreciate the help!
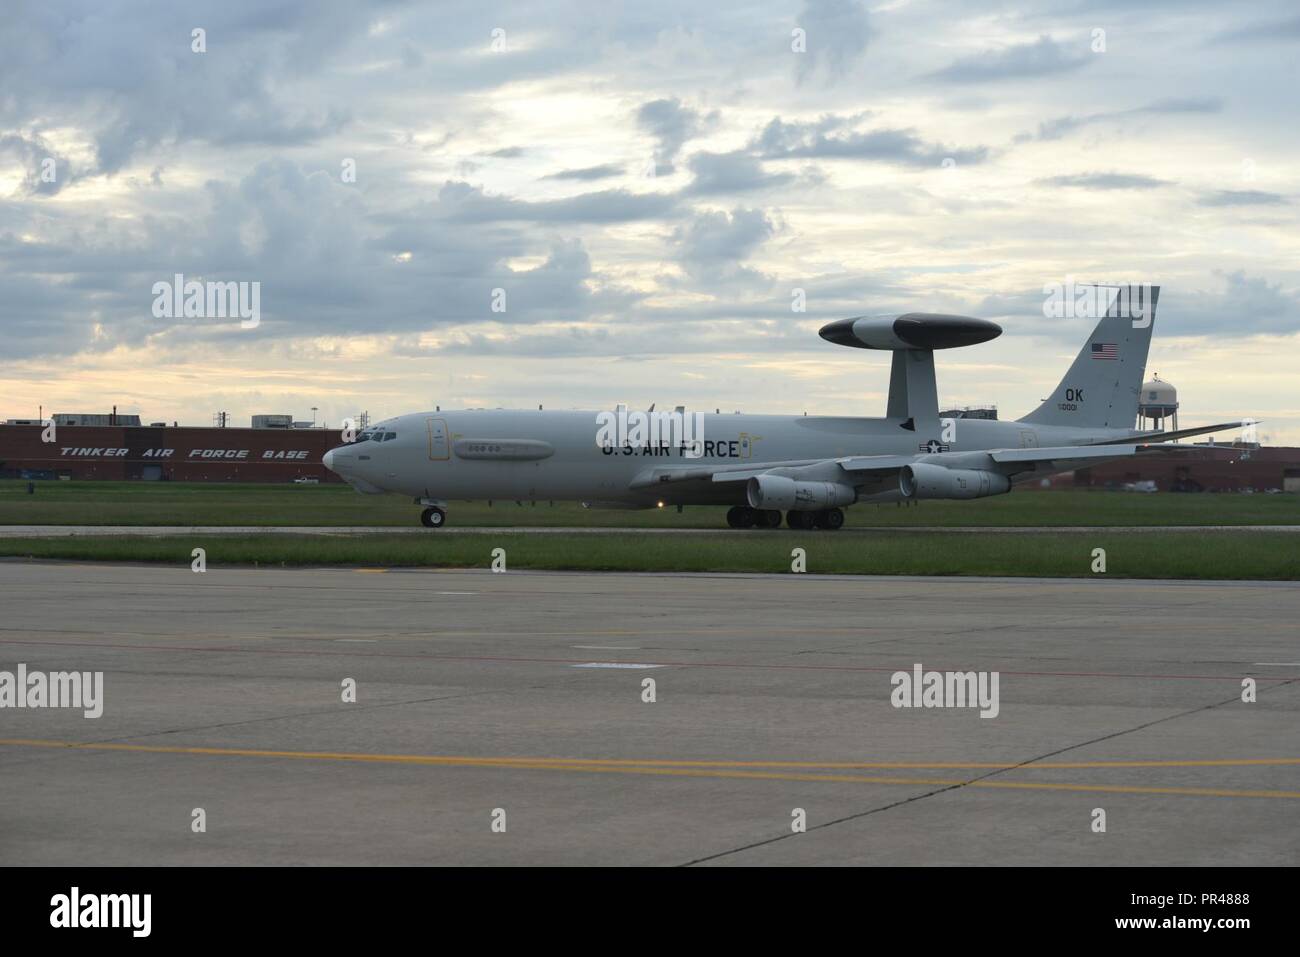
left=1019, top=283, right=1157, bottom=430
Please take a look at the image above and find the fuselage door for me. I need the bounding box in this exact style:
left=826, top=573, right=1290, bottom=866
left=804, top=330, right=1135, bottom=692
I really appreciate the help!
left=427, top=418, right=450, bottom=460
left=1019, top=430, right=1039, bottom=449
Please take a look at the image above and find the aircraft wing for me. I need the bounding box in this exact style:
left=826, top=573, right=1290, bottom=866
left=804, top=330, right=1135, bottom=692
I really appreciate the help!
left=987, top=444, right=1137, bottom=465
left=818, top=444, right=1142, bottom=480
left=625, top=408, right=1254, bottom=492
left=629, top=442, right=1157, bottom=492
left=627, top=459, right=825, bottom=489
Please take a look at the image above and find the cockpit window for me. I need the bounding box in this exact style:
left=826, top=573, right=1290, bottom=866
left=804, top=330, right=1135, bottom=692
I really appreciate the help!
left=383, top=432, right=396, bottom=441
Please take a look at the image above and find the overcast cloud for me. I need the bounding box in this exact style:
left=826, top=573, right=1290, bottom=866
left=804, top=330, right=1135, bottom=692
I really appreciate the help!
left=1, top=0, right=1298, bottom=442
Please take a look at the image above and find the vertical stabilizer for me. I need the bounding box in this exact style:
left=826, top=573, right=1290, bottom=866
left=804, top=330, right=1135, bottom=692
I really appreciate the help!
left=1019, top=284, right=1157, bottom=430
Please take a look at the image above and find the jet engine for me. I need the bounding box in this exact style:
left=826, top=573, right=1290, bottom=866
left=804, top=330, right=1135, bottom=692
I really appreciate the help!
left=747, top=475, right=856, bottom=511
left=899, top=463, right=1011, bottom=500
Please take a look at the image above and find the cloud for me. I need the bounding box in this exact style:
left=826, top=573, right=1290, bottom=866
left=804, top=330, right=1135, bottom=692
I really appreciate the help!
left=1214, top=15, right=1300, bottom=44
left=752, top=115, right=989, bottom=167
left=0, top=132, right=79, bottom=196
left=794, top=0, right=872, bottom=85
left=2, top=1, right=1298, bottom=439
left=0, top=2, right=357, bottom=180
left=0, top=159, right=643, bottom=360
left=543, top=164, right=624, bottom=181
left=1018, top=97, right=1223, bottom=142
left=683, top=151, right=795, bottom=195
left=1198, top=189, right=1288, bottom=207
left=671, top=207, right=775, bottom=285
left=435, top=181, right=678, bottom=224
left=976, top=273, right=1300, bottom=341
left=1164, top=272, right=1300, bottom=336
left=636, top=98, right=715, bottom=175
left=1036, top=172, right=1170, bottom=190
left=930, top=35, right=1090, bottom=82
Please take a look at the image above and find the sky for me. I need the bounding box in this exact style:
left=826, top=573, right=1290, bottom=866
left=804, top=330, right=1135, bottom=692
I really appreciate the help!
left=1, top=0, right=1297, bottom=442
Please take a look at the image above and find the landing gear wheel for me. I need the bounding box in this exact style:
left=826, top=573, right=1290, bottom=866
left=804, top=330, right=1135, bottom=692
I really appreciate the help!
left=762, top=509, right=782, bottom=528
left=420, top=506, right=446, bottom=528
left=820, top=507, right=845, bottom=530
left=726, top=506, right=754, bottom=529
left=786, top=510, right=808, bottom=530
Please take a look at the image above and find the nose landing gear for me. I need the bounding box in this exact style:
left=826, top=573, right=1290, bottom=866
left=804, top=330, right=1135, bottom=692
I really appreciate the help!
left=420, top=506, right=446, bottom=528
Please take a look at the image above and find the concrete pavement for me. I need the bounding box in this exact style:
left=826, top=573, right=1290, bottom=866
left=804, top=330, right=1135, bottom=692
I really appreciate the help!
left=0, top=561, right=1296, bottom=865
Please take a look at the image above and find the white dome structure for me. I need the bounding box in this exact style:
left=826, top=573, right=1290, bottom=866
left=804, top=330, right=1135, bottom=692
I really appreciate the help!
left=1138, top=375, right=1179, bottom=434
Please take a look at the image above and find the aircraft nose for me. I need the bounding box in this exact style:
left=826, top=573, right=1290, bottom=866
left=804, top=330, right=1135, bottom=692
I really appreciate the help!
left=322, top=449, right=335, bottom=471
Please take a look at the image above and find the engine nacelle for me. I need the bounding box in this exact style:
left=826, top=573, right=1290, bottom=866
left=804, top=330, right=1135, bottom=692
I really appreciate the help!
left=900, top=463, right=1011, bottom=500
left=747, top=475, right=856, bottom=511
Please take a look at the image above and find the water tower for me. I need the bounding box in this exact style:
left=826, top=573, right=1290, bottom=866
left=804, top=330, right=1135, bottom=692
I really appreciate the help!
left=1138, top=374, right=1178, bottom=435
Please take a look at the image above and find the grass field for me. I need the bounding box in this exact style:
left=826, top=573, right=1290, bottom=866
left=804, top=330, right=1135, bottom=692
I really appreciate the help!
left=2, top=480, right=1298, bottom=527
left=4, top=480, right=1295, bottom=578
left=1, top=530, right=1296, bottom=580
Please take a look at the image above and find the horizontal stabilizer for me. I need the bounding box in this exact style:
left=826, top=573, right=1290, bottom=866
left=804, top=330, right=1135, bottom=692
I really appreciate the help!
left=1084, top=421, right=1252, bottom=446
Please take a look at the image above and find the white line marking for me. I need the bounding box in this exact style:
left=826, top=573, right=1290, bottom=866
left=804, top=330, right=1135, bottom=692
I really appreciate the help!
left=572, top=662, right=664, bottom=669
left=572, top=645, right=642, bottom=650
left=435, top=591, right=478, bottom=595
left=1253, top=662, right=1300, bottom=666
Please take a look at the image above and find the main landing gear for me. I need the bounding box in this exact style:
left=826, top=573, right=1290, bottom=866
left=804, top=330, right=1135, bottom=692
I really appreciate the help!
left=785, top=508, right=844, bottom=530
left=420, top=506, right=446, bottom=528
left=726, top=506, right=783, bottom=529
left=726, top=506, right=844, bottom=529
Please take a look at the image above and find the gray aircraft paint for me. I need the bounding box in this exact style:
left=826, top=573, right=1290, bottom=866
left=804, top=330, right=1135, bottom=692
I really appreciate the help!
left=323, top=287, right=1241, bottom=515
left=326, top=409, right=1149, bottom=506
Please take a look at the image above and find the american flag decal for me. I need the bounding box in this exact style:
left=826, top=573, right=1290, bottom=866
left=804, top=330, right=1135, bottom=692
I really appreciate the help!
left=1091, top=342, right=1118, bottom=360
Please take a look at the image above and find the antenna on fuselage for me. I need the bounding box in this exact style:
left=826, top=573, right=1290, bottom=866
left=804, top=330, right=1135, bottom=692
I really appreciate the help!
left=818, top=313, right=1001, bottom=433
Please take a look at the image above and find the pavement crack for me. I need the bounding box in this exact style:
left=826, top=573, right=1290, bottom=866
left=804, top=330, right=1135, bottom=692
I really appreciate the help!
left=678, top=676, right=1299, bottom=866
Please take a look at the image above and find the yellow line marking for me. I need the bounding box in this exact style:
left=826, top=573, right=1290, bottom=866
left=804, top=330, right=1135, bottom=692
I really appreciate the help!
left=353, top=568, right=388, bottom=574
left=2, top=739, right=1297, bottom=799
left=460, top=763, right=1300, bottom=800
left=504, top=756, right=1300, bottom=770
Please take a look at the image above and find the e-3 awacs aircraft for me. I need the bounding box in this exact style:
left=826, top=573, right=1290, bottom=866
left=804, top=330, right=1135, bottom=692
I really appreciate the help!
left=323, top=284, right=1246, bottom=529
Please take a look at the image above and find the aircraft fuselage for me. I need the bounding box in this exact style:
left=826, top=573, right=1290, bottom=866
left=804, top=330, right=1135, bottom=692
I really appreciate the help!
left=323, top=409, right=1140, bottom=507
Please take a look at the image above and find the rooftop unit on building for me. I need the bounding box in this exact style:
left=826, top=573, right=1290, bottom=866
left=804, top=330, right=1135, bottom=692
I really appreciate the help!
left=938, top=406, right=998, bottom=421
left=53, top=412, right=142, bottom=427
left=252, top=414, right=294, bottom=429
